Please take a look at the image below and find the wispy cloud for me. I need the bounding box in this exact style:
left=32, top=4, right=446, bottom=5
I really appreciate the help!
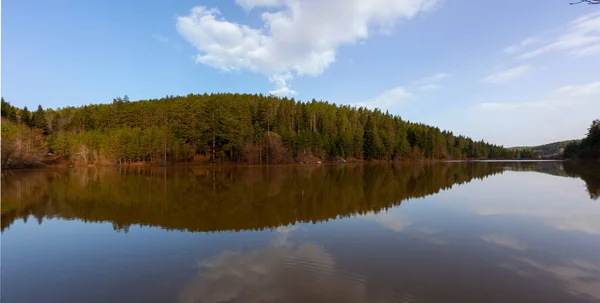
left=556, top=81, right=600, bottom=97
left=478, top=101, right=538, bottom=111
left=356, top=86, right=412, bottom=110
left=571, top=43, right=600, bottom=57
left=153, top=34, right=170, bottom=43
left=503, top=36, right=541, bottom=54
left=416, top=84, right=442, bottom=91
left=478, top=80, right=600, bottom=112
left=412, top=72, right=449, bottom=91
left=518, top=12, right=600, bottom=59
left=355, top=72, right=448, bottom=109
left=418, top=72, right=449, bottom=83
left=483, top=65, right=531, bottom=84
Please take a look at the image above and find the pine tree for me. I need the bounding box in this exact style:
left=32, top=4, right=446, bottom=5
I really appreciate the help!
left=20, top=107, right=32, bottom=127
left=363, top=116, right=377, bottom=160
left=32, top=105, right=47, bottom=132
left=0, top=92, right=517, bottom=164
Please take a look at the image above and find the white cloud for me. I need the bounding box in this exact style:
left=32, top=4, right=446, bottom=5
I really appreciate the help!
left=356, top=86, right=412, bottom=110
left=503, top=36, right=540, bottom=54
left=556, top=81, right=600, bottom=97
left=483, top=65, right=531, bottom=84
left=269, top=86, right=297, bottom=96
left=176, top=0, right=440, bottom=94
left=235, top=0, right=283, bottom=11
left=353, top=71, right=447, bottom=109
left=153, top=34, right=170, bottom=43
left=519, top=12, right=600, bottom=59
left=418, top=72, right=449, bottom=83
left=571, top=43, right=600, bottom=57
left=479, top=81, right=600, bottom=112
left=466, top=80, right=600, bottom=146
left=411, top=72, right=449, bottom=91
left=479, top=100, right=555, bottom=111
left=417, top=83, right=441, bottom=91
left=268, top=73, right=296, bottom=96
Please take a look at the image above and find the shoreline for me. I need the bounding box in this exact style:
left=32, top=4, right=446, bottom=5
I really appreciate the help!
left=1, top=158, right=574, bottom=171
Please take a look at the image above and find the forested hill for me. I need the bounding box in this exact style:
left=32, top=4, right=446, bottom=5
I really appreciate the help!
left=563, top=120, right=600, bottom=160
left=510, top=140, right=580, bottom=158
left=1, top=94, right=521, bottom=167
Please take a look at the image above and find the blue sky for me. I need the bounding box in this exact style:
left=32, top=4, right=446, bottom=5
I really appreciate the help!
left=2, top=0, right=599, bottom=146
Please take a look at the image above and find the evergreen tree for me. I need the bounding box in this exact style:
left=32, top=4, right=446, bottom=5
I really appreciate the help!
left=0, top=92, right=518, bottom=164
left=32, top=105, right=47, bottom=132
left=20, top=106, right=32, bottom=127
left=363, top=116, right=377, bottom=160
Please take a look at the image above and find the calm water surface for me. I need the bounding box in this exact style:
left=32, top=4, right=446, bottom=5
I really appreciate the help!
left=2, top=162, right=599, bottom=303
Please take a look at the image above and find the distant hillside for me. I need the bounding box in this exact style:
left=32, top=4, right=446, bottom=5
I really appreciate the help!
left=1, top=94, right=520, bottom=168
left=510, top=140, right=580, bottom=157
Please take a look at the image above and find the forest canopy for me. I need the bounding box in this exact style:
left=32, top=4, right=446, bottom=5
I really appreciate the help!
left=1, top=94, right=530, bottom=167
left=563, top=119, right=600, bottom=160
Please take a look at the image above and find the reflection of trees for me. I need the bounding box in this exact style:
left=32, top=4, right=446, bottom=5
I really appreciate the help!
left=503, top=161, right=599, bottom=200
left=3, top=161, right=595, bottom=233
left=563, top=162, right=600, bottom=200
left=1, top=163, right=503, bottom=232
left=502, top=161, right=569, bottom=177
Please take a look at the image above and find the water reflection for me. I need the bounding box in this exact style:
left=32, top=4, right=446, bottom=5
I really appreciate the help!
left=482, top=234, right=528, bottom=251
left=454, top=170, right=600, bottom=235
left=2, top=162, right=508, bottom=232
left=502, top=258, right=600, bottom=300
left=505, top=161, right=599, bottom=200
left=179, top=235, right=383, bottom=303
left=2, top=161, right=599, bottom=303
left=3, top=161, right=597, bottom=234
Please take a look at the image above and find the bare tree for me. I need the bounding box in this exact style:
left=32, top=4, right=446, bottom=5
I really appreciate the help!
left=570, top=0, right=600, bottom=4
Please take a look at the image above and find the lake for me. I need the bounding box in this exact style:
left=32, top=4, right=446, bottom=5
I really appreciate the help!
left=1, top=162, right=599, bottom=303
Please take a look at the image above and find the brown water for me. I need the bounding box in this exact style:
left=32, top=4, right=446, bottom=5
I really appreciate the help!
left=1, top=162, right=599, bottom=303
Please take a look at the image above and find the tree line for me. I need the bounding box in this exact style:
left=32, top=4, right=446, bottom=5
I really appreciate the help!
left=1, top=94, right=530, bottom=167
left=563, top=119, right=600, bottom=160
left=510, top=140, right=579, bottom=158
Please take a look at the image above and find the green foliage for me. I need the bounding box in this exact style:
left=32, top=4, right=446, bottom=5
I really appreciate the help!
left=2, top=93, right=516, bottom=164
left=1, top=119, right=48, bottom=167
left=20, top=106, right=33, bottom=127
left=32, top=105, right=47, bottom=132
left=563, top=119, right=600, bottom=160
left=511, top=140, right=579, bottom=157
left=1, top=98, right=19, bottom=122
